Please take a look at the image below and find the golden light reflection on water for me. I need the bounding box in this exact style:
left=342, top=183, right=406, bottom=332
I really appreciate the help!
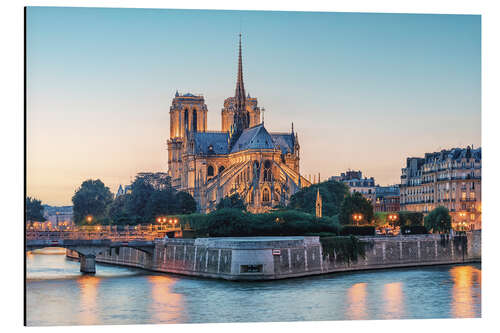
left=77, top=275, right=100, bottom=325
left=148, top=275, right=184, bottom=323
left=451, top=265, right=481, bottom=318
left=383, top=282, right=403, bottom=319
left=346, top=282, right=367, bottom=320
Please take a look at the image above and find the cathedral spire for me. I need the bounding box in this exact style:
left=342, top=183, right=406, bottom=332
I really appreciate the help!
left=229, top=34, right=250, bottom=148
left=235, top=33, right=246, bottom=113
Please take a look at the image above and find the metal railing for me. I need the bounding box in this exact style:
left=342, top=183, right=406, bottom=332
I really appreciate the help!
left=26, top=228, right=181, bottom=241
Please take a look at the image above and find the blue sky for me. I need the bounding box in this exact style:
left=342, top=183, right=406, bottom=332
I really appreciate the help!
left=26, top=7, right=481, bottom=205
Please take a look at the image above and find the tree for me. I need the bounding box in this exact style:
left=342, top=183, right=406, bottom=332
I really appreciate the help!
left=26, top=197, right=46, bottom=224
left=339, top=192, right=374, bottom=225
left=216, top=193, right=247, bottom=211
left=288, top=180, right=349, bottom=216
left=175, top=191, right=197, bottom=215
left=72, top=179, right=113, bottom=225
left=127, top=175, right=156, bottom=223
left=144, top=189, right=177, bottom=221
left=424, top=206, right=452, bottom=233
left=108, top=194, right=131, bottom=225
left=373, top=212, right=389, bottom=228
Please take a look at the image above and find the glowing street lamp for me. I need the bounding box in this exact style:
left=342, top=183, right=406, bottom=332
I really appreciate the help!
left=86, top=215, right=93, bottom=224
left=352, top=213, right=363, bottom=225
left=387, top=213, right=399, bottom=226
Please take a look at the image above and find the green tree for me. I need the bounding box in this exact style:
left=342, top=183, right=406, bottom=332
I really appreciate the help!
left=216, top=193, right=247, bottom=211
left=144, top=189, right=177, bottom=222
left=288, top=180, right=349, bottom=216
left=26, top=197, right=46, bottom=224
left=72, top=179, right=113, bottom=225
left=175, top=191, right=197, bottom=215
left=424, top=206, right=452, bottom=233
left=373, top=212, right=389, bottom=227
left=108, top=194, right=131, bottom=225
left=339, top=192, right=374, bottom=225
left=127, top=175, right=156, bottom=223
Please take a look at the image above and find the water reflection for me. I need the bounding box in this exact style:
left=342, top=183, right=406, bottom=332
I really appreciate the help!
left=383, top=282, right=403, bottom=319
left=450, top=265, right=481, bottom=318
left=346, top=282, right=367, bottom=320
left=148, top=275, right=185, bottom=323
left=77, top=275, right=100, bottom=325
left=26, top=252, right=481, bottom=326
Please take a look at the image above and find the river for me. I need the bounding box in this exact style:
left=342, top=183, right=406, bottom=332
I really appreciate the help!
left=26, top=248, right=481, bottom=326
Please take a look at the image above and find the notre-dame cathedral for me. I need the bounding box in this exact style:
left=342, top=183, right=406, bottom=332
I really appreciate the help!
left=167, top=35, right=311, bottom=213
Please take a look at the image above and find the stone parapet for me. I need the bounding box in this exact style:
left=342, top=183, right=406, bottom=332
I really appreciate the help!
left=67, top=231, right=481, bottom=281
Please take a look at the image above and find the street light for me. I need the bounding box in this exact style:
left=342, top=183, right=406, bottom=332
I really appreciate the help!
left=387, top=213, right=399, bottom=226
left=352, top=213, right=363, bottom=225
left=86, top=215, right=93, bottom=224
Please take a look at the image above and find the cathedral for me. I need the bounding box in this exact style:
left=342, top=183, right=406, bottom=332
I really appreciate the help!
left=167, top=35, right=311, bottom=213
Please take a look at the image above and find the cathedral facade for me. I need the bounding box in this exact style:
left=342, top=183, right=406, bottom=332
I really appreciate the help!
left=167, top=35, right=310, bottom=213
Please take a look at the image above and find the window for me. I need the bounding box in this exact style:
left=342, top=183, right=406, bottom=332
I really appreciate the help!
left=263, top=160, right=272, bottom=181
left=184, top=109, right=189, bottom=133
left=192, top=109, right=197, bottom=132
left=207, top=165, right=214, bottom=177
left=262, top=188, right=270, bottom=202
left=218, top=166, right=225, bottom=174
left=470, top=214, right=475, bottom=220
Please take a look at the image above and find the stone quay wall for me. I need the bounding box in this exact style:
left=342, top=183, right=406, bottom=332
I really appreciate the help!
left=66, top=231, right=481, bottom=281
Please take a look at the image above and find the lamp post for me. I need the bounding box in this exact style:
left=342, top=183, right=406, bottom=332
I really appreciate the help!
left=387, top=213, right=399, bottom=227
left=352, top=213, right=363, bottom=226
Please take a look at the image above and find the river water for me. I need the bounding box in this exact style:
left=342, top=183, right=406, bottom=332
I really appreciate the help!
left=26, top=248, right=481, bottom=326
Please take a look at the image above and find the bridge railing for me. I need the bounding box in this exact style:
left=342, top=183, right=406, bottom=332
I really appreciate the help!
left=26, top=229, right=181, bottom=241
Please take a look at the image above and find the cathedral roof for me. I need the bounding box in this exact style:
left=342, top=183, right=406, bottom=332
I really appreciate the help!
left=230, top=123, right=276, bottom=153
left=271, top=133, right=295, bottom=154
left=193, top=132, right=230, bottom=155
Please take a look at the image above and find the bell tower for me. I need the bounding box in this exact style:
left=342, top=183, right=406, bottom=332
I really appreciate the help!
left=167, top=92, right=208, bottom=188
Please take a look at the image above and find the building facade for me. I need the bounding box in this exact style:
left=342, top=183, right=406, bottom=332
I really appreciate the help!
left=329, top=170, right=377, bottom=203
left=167, top=35, right=310, bottom=213
left=42, top=205, right=74, bottom=228
left=400, top=146, right=481, bottom=230
left=374, top=185, right=400, bottom=213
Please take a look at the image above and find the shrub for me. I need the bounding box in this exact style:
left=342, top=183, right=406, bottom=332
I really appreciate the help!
left=397, top=211, right=424, bottom=226
left=178, top=209, right=341, bottom=237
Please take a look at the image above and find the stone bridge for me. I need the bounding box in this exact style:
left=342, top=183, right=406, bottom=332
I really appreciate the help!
left=25, top=230, right=163, bottom=273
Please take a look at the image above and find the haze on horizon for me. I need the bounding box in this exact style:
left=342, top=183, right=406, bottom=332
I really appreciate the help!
left=26, top=7, right=481, bottom=206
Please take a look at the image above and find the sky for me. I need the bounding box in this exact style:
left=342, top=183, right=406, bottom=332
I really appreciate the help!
left=26, top=7, right=481, bottom=206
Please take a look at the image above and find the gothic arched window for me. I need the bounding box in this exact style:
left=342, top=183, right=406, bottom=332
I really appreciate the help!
left=218, top=166, right=225, bottom=174
left=207, top=165, right=214, bottom=177
left=262, top=188, right=270, bottom=202
left=192, top=109, right=198, bottom=132
left=263, top=160, right=272, bottom=181
left=184, top=109, right=189, bottom=133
